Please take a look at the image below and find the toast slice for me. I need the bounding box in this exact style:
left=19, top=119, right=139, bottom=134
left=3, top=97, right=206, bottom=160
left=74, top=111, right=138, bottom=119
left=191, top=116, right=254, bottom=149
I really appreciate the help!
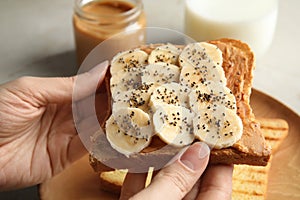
left=256, top=118, right=289, bottom=153
left=232, top=118, right=289, bottom=199
left=99, top=169, right=128, bottom=194
left=90, top=39, right=271, bottom=173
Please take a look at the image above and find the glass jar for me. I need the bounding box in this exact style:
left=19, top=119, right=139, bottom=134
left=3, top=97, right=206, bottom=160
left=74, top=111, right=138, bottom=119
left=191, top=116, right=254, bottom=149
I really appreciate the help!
left=73, top=0, right=146, bottom=65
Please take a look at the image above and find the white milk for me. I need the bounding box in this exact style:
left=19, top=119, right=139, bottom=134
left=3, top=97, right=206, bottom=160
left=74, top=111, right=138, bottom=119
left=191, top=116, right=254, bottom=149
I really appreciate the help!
left=184, top=0, right=278, bottom=58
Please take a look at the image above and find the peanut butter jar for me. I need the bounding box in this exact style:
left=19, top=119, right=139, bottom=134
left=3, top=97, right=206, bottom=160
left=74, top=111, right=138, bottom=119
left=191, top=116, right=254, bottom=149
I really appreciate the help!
left=73, top=0, right=146, bottom=65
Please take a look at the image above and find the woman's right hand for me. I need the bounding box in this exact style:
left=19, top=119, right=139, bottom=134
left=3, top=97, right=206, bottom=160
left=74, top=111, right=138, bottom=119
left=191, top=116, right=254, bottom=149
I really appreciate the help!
left=120, top=142, right=233, bottom=200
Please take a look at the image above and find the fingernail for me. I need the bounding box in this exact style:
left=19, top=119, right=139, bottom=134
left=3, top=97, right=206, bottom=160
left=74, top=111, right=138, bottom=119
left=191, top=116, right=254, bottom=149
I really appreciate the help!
left=89, top=60, right=109, bottom=73
left=165, top=145, right=190, bottom=167
left=179, top=142, right=210, bottom=171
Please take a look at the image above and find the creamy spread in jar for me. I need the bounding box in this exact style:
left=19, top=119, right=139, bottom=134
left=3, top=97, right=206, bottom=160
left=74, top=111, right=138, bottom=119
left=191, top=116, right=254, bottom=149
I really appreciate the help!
left=73, top=0, right=146, bottom=65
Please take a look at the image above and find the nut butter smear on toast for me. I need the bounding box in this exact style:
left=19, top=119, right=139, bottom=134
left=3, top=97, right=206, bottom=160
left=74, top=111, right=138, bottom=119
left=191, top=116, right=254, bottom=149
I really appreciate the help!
left=90, top=39, right=271, bottom=172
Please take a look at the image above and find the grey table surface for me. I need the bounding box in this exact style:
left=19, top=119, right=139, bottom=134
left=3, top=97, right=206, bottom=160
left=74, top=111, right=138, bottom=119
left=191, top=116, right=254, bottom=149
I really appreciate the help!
left=0, top=0, right=299, bottom=199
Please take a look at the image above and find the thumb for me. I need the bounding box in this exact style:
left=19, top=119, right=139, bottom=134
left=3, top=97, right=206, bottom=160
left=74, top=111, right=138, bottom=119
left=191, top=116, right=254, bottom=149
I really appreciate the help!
left=131, top=142, right=210, bottom=200
left=14, top=61, right=109, bottom=106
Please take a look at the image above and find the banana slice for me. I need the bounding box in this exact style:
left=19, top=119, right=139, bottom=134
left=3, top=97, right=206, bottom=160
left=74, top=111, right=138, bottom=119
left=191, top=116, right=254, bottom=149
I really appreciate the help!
left=193, top=107, right=243, bottom=149
left=113, top=107, right=153, bottom=140
left=110, top=49, right=148, bottom=75
left=148, top=44, right=182, bottom=65
left=189, top=81, right=237, bottom=113
left=110, top=70, right=142, bottom=97
left=198, top=42, right=223, bottom=67
left=179, top=42, right=222, bottom=68
left=179, top=42, right=226, bottom=87
left=179, top=61, right=227, bottom=88
left=153, top=105, right=194, bottom=147
left=150, top=82, right=190, bottom=111
left=113, top=83, right=156, bottom=112
left=142, top=63, right=180, bottom=85
left=106, top=115, right=151, bottom=157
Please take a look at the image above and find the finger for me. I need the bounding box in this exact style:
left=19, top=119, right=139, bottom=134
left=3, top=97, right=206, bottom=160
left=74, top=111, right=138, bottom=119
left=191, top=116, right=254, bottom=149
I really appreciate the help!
left=12, top=61, right=109, bottom=106
left=75, top=89, right=109, bottom=124
left=130, top=142, right=210, bottom=200
left=197, top=164, right=233, bottom=200
left=120, top=173, right=148, bottom=200
left=72, top=61, right=109, bottom=101
left=183, top=178, right=201, bottom=200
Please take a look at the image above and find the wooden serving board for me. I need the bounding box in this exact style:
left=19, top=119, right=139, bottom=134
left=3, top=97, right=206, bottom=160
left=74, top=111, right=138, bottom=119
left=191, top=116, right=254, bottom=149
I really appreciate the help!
left=40, top=89, right=300, bottom=200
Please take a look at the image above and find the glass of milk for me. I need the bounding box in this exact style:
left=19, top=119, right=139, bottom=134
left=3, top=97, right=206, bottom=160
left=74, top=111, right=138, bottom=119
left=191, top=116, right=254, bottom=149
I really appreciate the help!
left=184, top=0, right=278, bottom=59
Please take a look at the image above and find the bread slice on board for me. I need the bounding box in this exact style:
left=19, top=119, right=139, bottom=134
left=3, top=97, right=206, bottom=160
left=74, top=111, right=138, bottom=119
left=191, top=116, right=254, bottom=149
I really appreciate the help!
left=90, top=39, right=271, bottom=174
left=232, top=118, right=289, bottom=200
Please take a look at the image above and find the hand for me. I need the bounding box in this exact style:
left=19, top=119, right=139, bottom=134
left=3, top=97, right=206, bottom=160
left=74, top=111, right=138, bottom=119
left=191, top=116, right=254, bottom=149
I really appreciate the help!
left=0, top=61, right=108, bottom=190
left=120, top=142, right=233, bottom=200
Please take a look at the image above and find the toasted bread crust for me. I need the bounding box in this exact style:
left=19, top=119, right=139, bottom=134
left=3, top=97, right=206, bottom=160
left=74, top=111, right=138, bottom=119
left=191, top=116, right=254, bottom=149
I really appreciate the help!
left=208, top=39, right=270, bottom=165
left=91, top=39, right=271, bottom=170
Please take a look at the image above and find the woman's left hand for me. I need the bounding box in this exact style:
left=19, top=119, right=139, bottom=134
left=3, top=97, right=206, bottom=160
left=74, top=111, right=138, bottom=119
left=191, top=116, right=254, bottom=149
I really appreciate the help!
left=0, top=61, right=108, bottom=190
